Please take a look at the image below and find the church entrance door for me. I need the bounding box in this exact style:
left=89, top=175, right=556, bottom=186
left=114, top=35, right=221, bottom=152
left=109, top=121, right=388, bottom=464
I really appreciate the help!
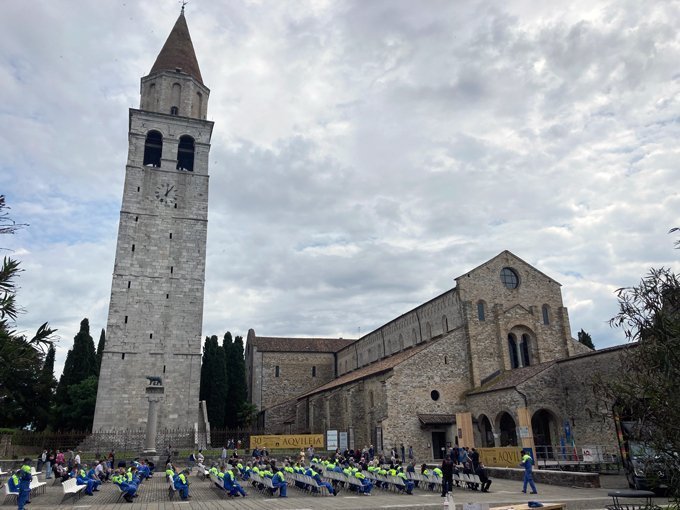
left=431, top=431, right=446, bottom=459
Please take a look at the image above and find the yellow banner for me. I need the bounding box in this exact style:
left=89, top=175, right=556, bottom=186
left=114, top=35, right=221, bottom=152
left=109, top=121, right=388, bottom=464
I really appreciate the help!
left=478, top=447, right=524, bottom=468
left=250, top=434, right=324, bottom=450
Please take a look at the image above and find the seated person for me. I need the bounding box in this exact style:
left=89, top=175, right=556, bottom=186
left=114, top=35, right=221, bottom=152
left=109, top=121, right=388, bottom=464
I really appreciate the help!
left=223, top=466, right=247, bottom=497
left=113, top=467, right=137, bottom=503
left=75, top=464, right=98, bottom=495
left=305, top=465, right=337, bottom=496
left=173, top=469, right=190, bottom=500
left=475, top=463, right=492, bottom=492
left=271, top=468, right=288, bottom=497
left=354, top=470, right=373, bottom=495
left=397, top=467, right=414, bottom=495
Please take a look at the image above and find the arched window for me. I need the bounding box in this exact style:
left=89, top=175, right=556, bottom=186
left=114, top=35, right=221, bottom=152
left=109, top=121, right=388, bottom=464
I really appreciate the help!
left=442, top=315, right=448, bottom=333
left=508, top=333, right=519, bottom=369
left=520, top=334, right=531, bottom=367
left=477, top=301, right=486, bottom=321
left=143, top=130, right=162, bottom=167
left=147, top=83, right=156, bottom=110
left=177, top=135, right=195, bottom=171
left=542, top=305, right=550, bottom=325
left=193, top=91, right=203, bottom=118
left=171, top=83, right=181, bottom=115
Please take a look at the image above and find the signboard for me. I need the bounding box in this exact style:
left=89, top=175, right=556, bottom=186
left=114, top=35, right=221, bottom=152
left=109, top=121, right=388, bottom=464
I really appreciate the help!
left=339, top=431, right=348, bottom=451
left=250, top=434, right=324, bottom=450
left=326, top=430, right=338, bottom=451
left=478, top=447, right=524, bottom=468
left=518, top=426, right=530, bottom=438
left=582, top=446, right=602, bottom=462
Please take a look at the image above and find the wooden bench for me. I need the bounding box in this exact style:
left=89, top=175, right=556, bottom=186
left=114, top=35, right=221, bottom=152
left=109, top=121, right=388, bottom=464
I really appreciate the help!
left=61, top=478, right=85, bottom=501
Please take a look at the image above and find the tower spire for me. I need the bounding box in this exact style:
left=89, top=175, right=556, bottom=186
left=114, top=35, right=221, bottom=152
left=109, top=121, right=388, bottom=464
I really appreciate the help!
left=149, top=8, right=203, bottom=84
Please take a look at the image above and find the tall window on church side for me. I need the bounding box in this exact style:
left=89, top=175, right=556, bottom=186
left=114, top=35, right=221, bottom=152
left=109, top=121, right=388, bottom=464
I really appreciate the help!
left=508, top=333, right=519, bottom=369
left=477, top=301, right=486, bottom=321
left=177, top=135, right=195, bottom=171
left=143, top=130, right=162, bottom=167
left=521, top=334, right=531, bottom=366
left=542, top=305, right=550, bottom=325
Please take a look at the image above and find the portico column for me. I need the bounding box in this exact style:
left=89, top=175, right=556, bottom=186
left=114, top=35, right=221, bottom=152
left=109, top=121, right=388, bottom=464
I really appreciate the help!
left=144, top=383, right=165, bottom=454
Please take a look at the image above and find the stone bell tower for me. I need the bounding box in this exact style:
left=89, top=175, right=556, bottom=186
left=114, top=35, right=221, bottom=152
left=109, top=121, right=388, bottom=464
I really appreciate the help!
left=93, top=9, right=213, bottom=431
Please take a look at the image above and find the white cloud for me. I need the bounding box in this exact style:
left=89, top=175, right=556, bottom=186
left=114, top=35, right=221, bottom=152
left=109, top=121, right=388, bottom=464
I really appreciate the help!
left=2, top=0, right=679, bottom=378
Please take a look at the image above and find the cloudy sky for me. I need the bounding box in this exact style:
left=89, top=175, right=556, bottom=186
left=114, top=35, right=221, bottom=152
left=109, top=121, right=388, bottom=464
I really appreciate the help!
left=1, top=0, right=678, bottom=377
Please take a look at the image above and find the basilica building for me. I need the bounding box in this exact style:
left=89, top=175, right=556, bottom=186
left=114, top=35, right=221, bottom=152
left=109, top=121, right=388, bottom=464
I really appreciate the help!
left=246, top=251, right=624, bottom=460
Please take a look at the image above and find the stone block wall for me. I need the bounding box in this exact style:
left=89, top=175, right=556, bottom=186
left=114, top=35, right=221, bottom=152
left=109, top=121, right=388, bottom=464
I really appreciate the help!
left=336, top=290, right=463, bottom=376
left=382, top=327, right=472, bottom=461
left=93, top=105, right=212, bottom=431
left=259, top=351, right=336, bottom=410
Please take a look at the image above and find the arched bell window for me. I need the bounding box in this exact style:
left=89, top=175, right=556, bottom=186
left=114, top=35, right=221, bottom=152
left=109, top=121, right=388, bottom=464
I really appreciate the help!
left=143, top=130, right=162, bottom=167
left=177, top=135, right=195, bottom=171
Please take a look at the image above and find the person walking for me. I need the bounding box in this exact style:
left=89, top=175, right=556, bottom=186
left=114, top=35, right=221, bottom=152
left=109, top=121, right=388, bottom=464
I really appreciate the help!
left=441, top=454, right=454, bottom=497
left=520, top=449, right=538, bottom=494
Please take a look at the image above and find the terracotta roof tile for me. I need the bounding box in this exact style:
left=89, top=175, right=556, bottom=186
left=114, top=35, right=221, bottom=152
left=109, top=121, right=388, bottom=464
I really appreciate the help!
left=149, top=12, right=204, bottom=84
left=299, top=339, right=437, bottom=399
left=467, top=362, right=555, bottom=395
left=250, top=336, right=355, bottom=353
left=418, top=413, right=455, bottom=425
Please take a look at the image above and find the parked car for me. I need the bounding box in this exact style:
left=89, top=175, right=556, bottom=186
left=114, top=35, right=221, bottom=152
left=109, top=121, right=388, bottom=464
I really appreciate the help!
left=625, top=442, right=671, bottom=492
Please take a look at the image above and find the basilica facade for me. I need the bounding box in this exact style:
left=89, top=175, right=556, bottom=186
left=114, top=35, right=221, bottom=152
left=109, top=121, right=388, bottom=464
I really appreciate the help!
left=246, top=251, right=622, bottom=460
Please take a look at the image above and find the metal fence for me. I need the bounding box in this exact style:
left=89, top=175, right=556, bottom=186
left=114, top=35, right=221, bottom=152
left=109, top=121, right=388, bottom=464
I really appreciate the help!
left=1, top=427, right=264, bottom=459
left=534, top=444, right=621, bottom=471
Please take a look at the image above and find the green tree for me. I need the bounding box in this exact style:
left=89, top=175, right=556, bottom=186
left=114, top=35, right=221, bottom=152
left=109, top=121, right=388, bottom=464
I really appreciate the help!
left=59, top=376, right=99, bottom=430
left=53, top=318, right=98, bottom=429
left=199, top=335, right=228, bottom=427
left=596, top=265, right=680, bottom=498
left=95, top=329, right=105, bottom=376
left=577, top=329, right=595, bottom=349
left=34, top=344, right=56, bottom=430
left=224, top=333, right=248, bottom=428
left=0, top=196, right=55, bottom=428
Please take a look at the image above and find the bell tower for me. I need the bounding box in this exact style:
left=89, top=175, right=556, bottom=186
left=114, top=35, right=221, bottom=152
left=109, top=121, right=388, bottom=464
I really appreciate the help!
left=93, top=9, right=214, bottom=431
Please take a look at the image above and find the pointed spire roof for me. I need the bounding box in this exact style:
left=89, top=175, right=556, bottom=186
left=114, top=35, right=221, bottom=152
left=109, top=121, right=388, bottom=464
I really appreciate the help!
left=149, top=10, right=204, bottom=84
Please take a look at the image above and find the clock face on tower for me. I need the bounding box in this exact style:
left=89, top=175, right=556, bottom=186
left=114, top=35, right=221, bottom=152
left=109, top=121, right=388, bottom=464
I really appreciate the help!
left=155, top=183, right=177, bottom=206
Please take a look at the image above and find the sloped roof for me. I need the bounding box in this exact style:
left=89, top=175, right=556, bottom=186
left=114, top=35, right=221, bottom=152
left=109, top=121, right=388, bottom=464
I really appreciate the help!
left=418, top=413, right=455, bottom=425
left=250, top=336, right=355, bottom=353
left=468, top=343, right=631, bottom=396
left=467, top=362, right=556, bottom=395
left=149, top=11, right=204, bottom=84
left=299, top=339, right=437, bottom=399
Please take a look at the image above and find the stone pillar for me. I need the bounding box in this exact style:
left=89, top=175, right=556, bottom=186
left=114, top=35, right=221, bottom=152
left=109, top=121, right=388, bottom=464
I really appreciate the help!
left=144, top=384, right=165, bottom=454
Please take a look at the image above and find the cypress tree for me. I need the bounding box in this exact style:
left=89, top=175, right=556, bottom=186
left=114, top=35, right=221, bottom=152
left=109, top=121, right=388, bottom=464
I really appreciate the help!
left=95, top=328, right=105, bottom=375
left=53, top=318, right=98, bottom=428
left=200, top=335, right=228, bottom=427
left=223, top=332, right=247, bottom=428
left=35, top=345, right=56, bottom=430
left=231, top=335, right=248, bottom=427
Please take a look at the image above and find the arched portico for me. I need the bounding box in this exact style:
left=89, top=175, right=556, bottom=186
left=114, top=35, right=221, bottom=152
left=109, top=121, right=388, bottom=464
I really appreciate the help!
left=478, top=414, right=495, bottom=447
left=497, top=411, right=518, bottom=446
left=532, top=408, right=558, bottom=459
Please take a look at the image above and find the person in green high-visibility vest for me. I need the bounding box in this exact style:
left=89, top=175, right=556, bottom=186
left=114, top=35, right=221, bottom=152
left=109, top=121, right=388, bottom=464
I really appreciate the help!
left=520, top=449, right=538, bottom=494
